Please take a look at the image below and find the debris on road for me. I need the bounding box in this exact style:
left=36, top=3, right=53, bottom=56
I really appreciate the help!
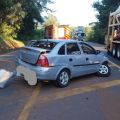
left=0, top=69, right=13, bottom=88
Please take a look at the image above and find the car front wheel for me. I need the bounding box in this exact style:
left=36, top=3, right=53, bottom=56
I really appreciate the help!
left=97, top=63, right=110, bottom=77
left=55, top=69, right=70, bottom=88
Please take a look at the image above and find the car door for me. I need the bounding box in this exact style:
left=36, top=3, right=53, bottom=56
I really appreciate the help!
left=78, top=43, right=100, bottom=74
left=66, top=42, right=88, bottom=77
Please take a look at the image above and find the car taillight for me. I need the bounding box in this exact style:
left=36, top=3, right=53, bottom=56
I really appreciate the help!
left=37, top=55, right=49, bottom=67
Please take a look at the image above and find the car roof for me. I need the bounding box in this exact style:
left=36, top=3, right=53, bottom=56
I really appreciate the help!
left=30, top=39, right=90, bottom=46
left=36, top=39, right=84, bottom=43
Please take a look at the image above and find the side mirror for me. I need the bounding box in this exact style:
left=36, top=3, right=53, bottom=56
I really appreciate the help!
left=96, top=50, right=101, bottom=54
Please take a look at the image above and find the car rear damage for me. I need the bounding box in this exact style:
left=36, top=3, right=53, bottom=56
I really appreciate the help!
left=17, top=41, right=62, bottom=85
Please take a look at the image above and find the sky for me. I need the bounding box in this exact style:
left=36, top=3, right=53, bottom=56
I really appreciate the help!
left=47, top=0, right=98, bottom=27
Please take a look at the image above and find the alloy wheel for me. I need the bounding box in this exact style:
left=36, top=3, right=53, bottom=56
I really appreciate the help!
left=59, top=71, right=69, bottom=85
left=98, top=65, right=109, bottom=75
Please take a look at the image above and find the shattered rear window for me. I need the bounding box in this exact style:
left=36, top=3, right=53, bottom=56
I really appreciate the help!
left=31, top=41, right=58, bottom=50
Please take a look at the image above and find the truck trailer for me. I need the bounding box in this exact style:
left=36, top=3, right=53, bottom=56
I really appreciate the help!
left=106, top=6, right=120, bottom=59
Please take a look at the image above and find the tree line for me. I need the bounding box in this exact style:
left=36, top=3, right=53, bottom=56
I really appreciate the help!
left=0, top=0, right=53, bottom=41
left=86, top=0, right=120, bottom=44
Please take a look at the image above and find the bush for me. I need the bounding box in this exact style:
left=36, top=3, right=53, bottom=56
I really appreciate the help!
left=85, top=27, right=94, bottom=42
left=92, top=23, right=106, bottom=44
left=17, top=28, right=45, bottom=41
left=33, top=29, right=44, bottom=40
left=0, top=22, right=16, bottom=40
left=85, top=23, right=106, bottom=44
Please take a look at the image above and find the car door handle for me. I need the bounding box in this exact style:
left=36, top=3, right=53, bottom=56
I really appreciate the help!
left=69, top=58, right=73, bottom=62
left=86, top=58, right=89, bottom=61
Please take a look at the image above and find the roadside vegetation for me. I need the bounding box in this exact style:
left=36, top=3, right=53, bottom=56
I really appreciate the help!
left=0, top=0, right=53, bottom=54
left=86, top=0, right=120, bottom=44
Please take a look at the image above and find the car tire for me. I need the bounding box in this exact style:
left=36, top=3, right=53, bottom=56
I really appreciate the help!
left=55, top=69, right=70, bottom=88
left=96, top=63, right=110, bottom=77
left=112, top=46, right=116, bottom=57
left=117, top=47, right=120, bottom=59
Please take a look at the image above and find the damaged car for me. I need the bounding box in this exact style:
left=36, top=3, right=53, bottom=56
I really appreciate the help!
left=17, top=39, right=110, bottom=88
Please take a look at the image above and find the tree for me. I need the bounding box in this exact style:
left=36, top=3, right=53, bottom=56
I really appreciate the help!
left=0, top=1, right=25, bottom=40
left=85, top=26, right=94, bottom=41
left=43, top=14, right=59, bottom=27
left=92, top=0, right=120, bottom=43
left=18, top=0, right=53, bottom=39
left=0, top=0, right=53, bottom=41
left=0, top=0, right=13, bottom=23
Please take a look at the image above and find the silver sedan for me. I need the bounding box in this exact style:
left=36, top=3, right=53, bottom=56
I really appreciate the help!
left=17, top=39, right=110, bottom=87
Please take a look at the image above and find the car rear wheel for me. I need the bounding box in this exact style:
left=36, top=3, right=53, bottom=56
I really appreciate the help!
left=97, top=63, right=110, bottom=77
left=55, top=69, right=70, bottom=88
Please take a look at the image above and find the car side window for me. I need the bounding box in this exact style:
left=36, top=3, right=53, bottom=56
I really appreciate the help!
left=67, top=43, right=80, bottom=55
left=81, top=43, right=96, bottom=54
left=58, top=45, right=65, bottom=55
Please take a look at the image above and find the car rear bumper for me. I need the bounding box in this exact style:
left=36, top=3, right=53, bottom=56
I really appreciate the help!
left=17, top=59, right=60, bottom=80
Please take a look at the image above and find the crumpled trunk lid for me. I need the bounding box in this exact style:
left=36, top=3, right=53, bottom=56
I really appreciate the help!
left=20, top=46, right=47, bottom=64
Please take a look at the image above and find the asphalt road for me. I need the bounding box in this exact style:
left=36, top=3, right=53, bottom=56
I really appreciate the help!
left=0, top=42, right=120, bottom=120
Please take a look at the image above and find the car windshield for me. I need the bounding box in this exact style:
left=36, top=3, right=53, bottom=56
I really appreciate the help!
left=30, top=41, right=58, bottom=50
